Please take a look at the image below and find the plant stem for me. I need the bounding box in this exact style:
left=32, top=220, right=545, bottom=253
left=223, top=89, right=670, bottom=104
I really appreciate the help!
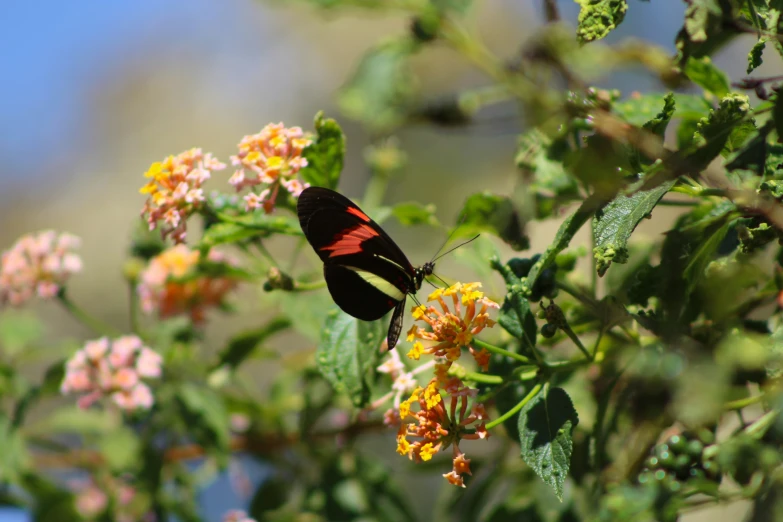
left=128, top=281, right=140, bottom=334
left=562, top=324, right=592, bottom=360
left=58, top=292, right=120, bottom=337
left=724, top=394, right=764, bottom=411
left=293, top=280, right=328, bottom=292
left=463, top=372, right=504, bottom=384
left=472, top=338, right=531, bottom=364
left=485, top=382, right=543, bottom=430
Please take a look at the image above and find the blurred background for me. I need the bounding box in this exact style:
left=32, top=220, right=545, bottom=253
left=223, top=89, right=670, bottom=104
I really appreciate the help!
left=0, top=0, right=777, bottom=520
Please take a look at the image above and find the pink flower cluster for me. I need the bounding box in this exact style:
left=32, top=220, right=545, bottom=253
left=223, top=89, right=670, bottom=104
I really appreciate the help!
left=61, top=336, right=163, bottom=411
left=140, top=148, right=226, bottom=243
left=223, top=510, right=257, bottom=522
left=137, top=244, right=240, bottom=323
left=0, top=230, right=82, bottom=306
left=229, top=123, right=313, bottom=213
left=73, top=476, right=149, bottom=522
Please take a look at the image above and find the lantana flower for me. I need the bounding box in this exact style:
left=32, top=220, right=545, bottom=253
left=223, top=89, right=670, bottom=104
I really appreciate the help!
left=393, top=282, right=498, bottom=487
left=61, top=336, right=163, bottom=411
left=0, top=230, right=82, bottom=306
left=397, top=375, right=489, bottom=488
left=229, top=123, right=313, bottom=213
left=137, top=244, right=240, bottom=323
left=73, top=475, right=140, bottom=522
left=407, top=282, right=498, bottom=370
left=140, top=148, right=226, bottom=243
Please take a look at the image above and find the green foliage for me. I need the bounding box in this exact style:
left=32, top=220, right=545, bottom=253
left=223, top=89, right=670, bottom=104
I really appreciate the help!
left=517, top=386, right=579, bottom=501
left=456, top=192, right=528, bottom=250
left=593, top=180, right=675, bottom=276
left=575, top=0, right=628, bottom=43
left=300, top=111, right=346, bottom=189
left=315, top=308, right=384, bottom=407
left=11, top=2, right=783, bottom=521
left=683, top=56, right=730, bottom=97
left=338, top=38, right=418, bottom=131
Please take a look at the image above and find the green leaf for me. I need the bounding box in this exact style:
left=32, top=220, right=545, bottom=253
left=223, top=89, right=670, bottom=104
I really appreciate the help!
left=689, top=93, right=753, bottom=169
left=575, top=0, right=628, bottom=43
left=338, top=38, right=418, bottom=131
left=775, top=93, right=783, bottom=144
left=628, top=93, right=676, bottom=172
left=499, top=291, right=537, bottom=349
left=592, top=180, right=676, bottom=276
left=177, top=382, right=231, bottom=455
left=614, top=93, right=711, bottom=126
left=0, top=311, right=44, bottom=358
left=676, top=0, right=739, bottom=64
left=214, top=317, right=289, bottom=370
left=33, top=406, right=117, bottom=435
left=21, top=473, right=80, bottom=522
left=746, top=7, right=781, bottom=73
left=200, top=214, right=302, bottom=248
left=455, top=192, right=528, bottom=251
left=315, top=308, right=384, bottom=407
left=657, top=201, right=735, bottom=324
left=300, top=111, right=345, bottom=189
left=525, top=195, right=605, bottom=292
left=517, top=386, right=579, bottom=500
left=641, top=92, right=676, bottom=137
left=727, top=120, right=772, bottom=174
left=98, top=426, right=141, bottom=472
left=392, top=201, right=438, bottom=226
left=517, top=129, right=578, bottom=219
left=683, top=56, right=730, bottom=97
left=0, top=415, right=28, bottom=483
left=748, top=39, right=766, bottom=74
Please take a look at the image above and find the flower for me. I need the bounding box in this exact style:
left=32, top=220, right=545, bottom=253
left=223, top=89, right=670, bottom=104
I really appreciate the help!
left=0, top=231, right=82, bottom=306
left=61, top=336, right=163, bottom=411
left=407, top=282, right=498, bottom=370
left=137, top=244, right=240, bottom=323
left=396, top=376, right=489, bottom=487
left=223, top=510, right=257, bottom=522
left=229, top=123, right=313, bottom=213
left=140, top=148, right=226, bottom=243
left=393, top=281, right=497, bottom=487
left=72, top=476, right=143, bottom=522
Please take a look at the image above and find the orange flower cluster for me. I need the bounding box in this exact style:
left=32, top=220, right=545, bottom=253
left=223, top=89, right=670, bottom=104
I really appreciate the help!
left=137, top=244, right=240, bottom=323
left=395, top=282, right=498, bottom=487
left=140, top=148, right=226, bottom=243
left=397, top=374, right=489, bottom=487
left=229, top=123, right=313, bottom=213
left=406, top=282, right=497, bottom=370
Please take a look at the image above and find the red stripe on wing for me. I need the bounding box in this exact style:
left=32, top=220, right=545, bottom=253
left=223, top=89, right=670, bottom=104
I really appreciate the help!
left=346, top=206, right=371, bottom=222
left=320, top=224, right=379, bottom=257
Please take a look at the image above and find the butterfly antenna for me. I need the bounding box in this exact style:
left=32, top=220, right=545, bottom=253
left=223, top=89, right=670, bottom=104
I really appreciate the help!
left=432, top=234, right=480, bottom=263
left=431, top=273, right=450, bottom=287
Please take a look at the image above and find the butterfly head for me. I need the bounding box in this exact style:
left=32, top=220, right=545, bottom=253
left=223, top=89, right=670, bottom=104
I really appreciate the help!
left=414, top=261, right=435, bottom=291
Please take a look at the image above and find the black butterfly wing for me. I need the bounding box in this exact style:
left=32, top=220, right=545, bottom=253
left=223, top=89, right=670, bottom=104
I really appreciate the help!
left=297, top=187, right=415, bottom=273
left=386, top=299, right=406, bottom=351
left=298, top=187, right=416, bottom=349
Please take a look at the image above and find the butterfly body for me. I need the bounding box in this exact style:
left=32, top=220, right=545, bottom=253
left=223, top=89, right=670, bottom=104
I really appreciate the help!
left=297, top=187, right=432, bottom=350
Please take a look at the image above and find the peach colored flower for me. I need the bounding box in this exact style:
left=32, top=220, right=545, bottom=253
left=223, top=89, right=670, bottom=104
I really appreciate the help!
left=140, top=148, right=226, bottom=243
left=137, top=244, right=240, bottom=323
left=0, top=230, right=82, bottom=306
left=61, top=336, right=162, bottom=412
left=407, top=282, right=498, bottom=370
left=229, top=123, right=313, bottom=213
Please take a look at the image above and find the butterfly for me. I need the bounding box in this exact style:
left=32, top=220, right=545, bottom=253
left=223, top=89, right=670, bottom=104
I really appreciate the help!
left=297, top=187, right=433, bottom=351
